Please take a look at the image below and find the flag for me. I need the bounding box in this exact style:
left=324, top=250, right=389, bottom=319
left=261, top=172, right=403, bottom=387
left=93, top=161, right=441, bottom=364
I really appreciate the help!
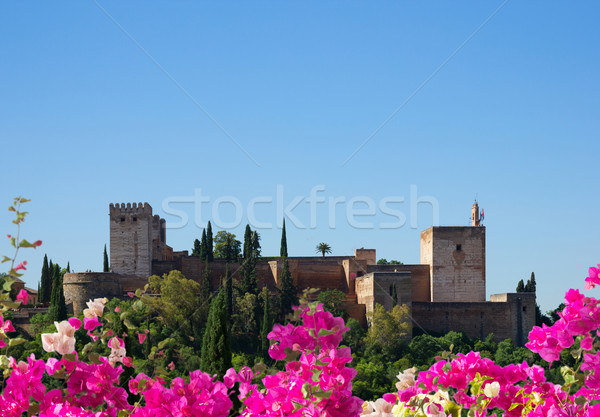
left=480, top=209, right=485, bottom=220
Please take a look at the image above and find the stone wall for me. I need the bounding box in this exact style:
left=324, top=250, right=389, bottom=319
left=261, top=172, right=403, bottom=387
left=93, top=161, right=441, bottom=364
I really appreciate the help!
left=421, top=226, right=486, bottom=302
left=356, top=271, right=412, bottom=317
left=412, top=292, right=536, bottom=345
left=367, top=264, right=430, bottom=302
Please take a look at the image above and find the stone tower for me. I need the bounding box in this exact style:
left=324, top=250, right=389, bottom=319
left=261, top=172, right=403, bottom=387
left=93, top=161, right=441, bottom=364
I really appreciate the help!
left=471, top=202, right=481, bottom=226
left=420, top=205, right=486, bottom=302
left=109, top=202, right=153, bottom=278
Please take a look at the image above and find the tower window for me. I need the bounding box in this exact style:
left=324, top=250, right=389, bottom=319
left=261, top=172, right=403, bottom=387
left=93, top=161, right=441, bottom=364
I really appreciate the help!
left=456, top=244, right=462, bottom=251
left=120, top=217, right=125, bottom=222
left=133, top=217, right=137, bottom=222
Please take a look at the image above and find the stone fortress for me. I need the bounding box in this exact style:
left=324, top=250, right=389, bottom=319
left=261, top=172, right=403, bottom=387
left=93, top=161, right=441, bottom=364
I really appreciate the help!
left=63, top=202, right=536, bottom=346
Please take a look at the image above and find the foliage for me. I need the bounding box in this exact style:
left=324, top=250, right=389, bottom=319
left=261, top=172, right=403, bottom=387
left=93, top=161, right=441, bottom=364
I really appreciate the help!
left=103, top=244, right=109, bottom=272
left=200, top=287, right=232, bottom=377
left=377, top=258, right=403, bottom=265
left=317, top=288, right=347, bottom=319
left=315, top=242, right=332, bottom=256
left=280, top=218, right=288, bottom=257
left=214, top=230, right=241, bottom=261
left=366, top=304, right=411, bottom=362
left=40, top=253, right=51, bottom=303
left=206, top=220, right=214, bottom=261
left=278, top=257, right=297, bottom=319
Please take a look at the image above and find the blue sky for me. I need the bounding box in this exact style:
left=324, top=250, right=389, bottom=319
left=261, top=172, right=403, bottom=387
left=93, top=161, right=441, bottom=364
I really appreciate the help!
left=1, top=1, right=598, bottom=313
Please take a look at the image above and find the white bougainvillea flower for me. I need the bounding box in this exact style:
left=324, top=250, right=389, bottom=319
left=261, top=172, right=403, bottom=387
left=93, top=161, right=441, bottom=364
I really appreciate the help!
left=41, top=321, right=76, bottom=355
left=484, top=381, right=500, bottom=398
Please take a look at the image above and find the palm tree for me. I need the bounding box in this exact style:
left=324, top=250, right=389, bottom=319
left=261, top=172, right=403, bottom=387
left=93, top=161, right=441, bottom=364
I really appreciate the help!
left=315, top=242, right=332, bottom=257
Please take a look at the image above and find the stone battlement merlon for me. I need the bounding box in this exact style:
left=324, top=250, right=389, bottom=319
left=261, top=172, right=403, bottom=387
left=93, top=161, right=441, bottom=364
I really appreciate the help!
left=109, top=202, right=153, bottom=216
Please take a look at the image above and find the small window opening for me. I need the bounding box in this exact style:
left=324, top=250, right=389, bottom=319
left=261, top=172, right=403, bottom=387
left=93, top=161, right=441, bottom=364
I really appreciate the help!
left=120, top=217, right=125, bottom=222
left=389, top=285, right=393, bottom=296
left=133, top=217, right=137, bottom=222
left=523, top=306, right=527, bottom=312
left=456, top=244, right=462, bottom=251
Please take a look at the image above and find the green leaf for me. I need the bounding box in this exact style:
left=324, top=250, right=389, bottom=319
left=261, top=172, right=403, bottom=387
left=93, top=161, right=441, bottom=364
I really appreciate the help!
left=19, top=239, right=35, bottom=248
left=123, top=319, right=135, bottom=330
left=2, top=278, right=15, bottom=292
left=63, top=353, right=78, bottom=362
left=82, top=343, right=93, bottom=356
left=1, top=256, right=11, bottom=264
left=8, top=338, right=25, bottom=347
left=88, top=352, right=102, bottom=364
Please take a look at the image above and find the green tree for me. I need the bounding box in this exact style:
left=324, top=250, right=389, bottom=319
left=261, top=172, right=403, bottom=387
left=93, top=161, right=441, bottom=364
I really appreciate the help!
left=200, top=229, right=208, bottom=260
left=144, top=270, right=200, bottom=334
left=193, top=263, right=213, bottom=340
left=315, top=242, right=332, bottom=257
left=525, top=272, right=536, bottom=292
left=214, top=231, right=241, bottom=261
left=280, top=218, right=288, bottom=257
left=103, top=244, right=109, bottom=272
left=206, top=221, right=214, bottom=261
left=365, top=304, right=411, bottom=360
left=243, top=224, right=252, bottom=260
left=391, top=283, right=398, bottom=306
left=192, top=238, right=202, bottom=256
left=235, top=292, right=258, bottom=337
left=260, top=287, right=272, bottom=360
left=279, top=258, right=297, bottom=318
left=48, top=263, right=67, bottom=321
left=516, top=279, right=525, bottom=293
left=317, top=289, right=347, bottom=319
left=377, top=258, right=403, bottom=265
left=40, top=254, right=50, bottom=304
left=200, top=287, right=232, bottom=377
left=224, top=264, right=233, bottom=320
left=66, top=262, right=70, bottom=273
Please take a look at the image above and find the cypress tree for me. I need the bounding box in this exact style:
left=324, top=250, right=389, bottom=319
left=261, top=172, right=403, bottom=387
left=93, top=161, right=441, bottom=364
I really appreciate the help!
left=224, top=264, right=233, bottom=319
left=200, top=288, right=231, bottom=377
left=391, top=283, right=398, bottom=305
left=261, top=288, right=273, bottom=361
left=40, top=254, right=50, bottom=303
left=206, top=222, right=214, bottom=261
left=528, top=272, right=536, bottom=293
left=279, top=258, right=297, bottom=318
left=516, top=279, right=525, bottom=293
left=48, top=263, right=67, bottom=321
left=280, top=218, right=288, bottom=257
left=103, top=245, right=109, bottom=272
left=66, top=262, right=70, bottom=273
left=192, top=239, right=202, bottom=256
left=243, top=224, right=252, bottom=260
left=200, top=229, right=208, bottom=261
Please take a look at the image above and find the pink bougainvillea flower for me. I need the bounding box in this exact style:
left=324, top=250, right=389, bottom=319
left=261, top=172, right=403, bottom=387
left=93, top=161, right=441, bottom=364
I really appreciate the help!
left=114, top=306, right=121, bottom=313
left=32, top=240, right=42, bottom=247
left=83, top=316, right=101, bottom=331
left=1, top=315, right=15, bottom=333
left=14, top=261, right=27, bottom=271
left=67, top=317, right=81, bottom=330
left=167, top=361, right=175, bottom=371
left=123, top=356, right=133, bottom=367
left=127, top=292, right=135, bottom=298
left=138, top=333, right=147, bottom=344
left=585, top=265, right=600, bottom=290
left=16, top=289, right=28, bottom=304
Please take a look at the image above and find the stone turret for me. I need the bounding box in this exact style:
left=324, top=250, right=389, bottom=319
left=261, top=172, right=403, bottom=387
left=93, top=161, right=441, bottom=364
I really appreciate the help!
left=471, top=202, right=480, bottom=226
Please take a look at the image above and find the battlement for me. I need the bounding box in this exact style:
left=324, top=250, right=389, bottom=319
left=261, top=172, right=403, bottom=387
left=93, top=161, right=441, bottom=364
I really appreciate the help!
left=109, top=202, right=153, bottom=216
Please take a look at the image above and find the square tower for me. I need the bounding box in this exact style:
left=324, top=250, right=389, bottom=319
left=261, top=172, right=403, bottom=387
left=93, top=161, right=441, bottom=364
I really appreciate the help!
left=420, top=226, right=486, bottom=302
left=109, top=202, right=153, bottom=278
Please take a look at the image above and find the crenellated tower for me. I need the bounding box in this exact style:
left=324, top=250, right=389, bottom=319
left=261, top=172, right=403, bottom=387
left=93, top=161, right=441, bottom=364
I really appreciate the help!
left=109, top=202, right=154, bottom=278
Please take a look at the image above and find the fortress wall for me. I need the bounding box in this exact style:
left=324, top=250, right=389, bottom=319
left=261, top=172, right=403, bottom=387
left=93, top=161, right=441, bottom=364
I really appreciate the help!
left=63, top=272, right=122, bottom=315
left=269, top=258, right=349, bottom=292
left=356, top=272, right=412, bottom=317
left=412, top=292, right=536, bottom=345
left=367, top=264, right=430, bottom=302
